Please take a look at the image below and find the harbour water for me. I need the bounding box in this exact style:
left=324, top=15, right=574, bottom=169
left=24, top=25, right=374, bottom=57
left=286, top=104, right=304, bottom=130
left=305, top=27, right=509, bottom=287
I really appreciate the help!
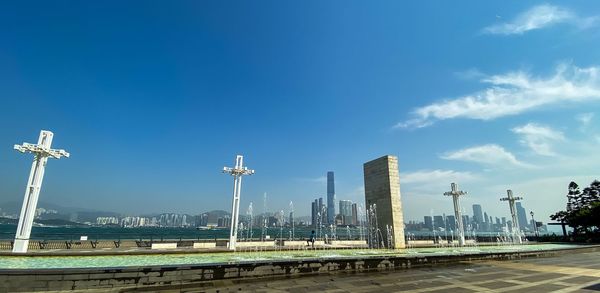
left=0, top=224, right=548, bottom=241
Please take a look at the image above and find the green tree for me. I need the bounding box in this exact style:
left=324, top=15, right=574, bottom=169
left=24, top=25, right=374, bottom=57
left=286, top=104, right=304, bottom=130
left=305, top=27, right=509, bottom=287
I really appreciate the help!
left=551, top=180, right=600, bottom=236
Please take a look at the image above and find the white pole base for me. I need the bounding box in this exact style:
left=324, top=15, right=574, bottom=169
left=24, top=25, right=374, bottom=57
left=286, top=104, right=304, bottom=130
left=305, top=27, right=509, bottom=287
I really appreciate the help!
left=12, top=239, right=29, bottom=253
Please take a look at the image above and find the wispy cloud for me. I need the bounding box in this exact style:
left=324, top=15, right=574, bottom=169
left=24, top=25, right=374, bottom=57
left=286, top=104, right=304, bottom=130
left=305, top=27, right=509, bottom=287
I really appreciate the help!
left=441, top=144, right=531, bottom=168
left=396, top=63, right=600, bottom=129
left=511, top=123, right=564, bottom=156
left=576, top=112, right=594, bottom=130
left=400, top=169, right=477, bottom=185
left=482, top=4, right=598, bottom=35
left=295, top=176, right=326, bottom=184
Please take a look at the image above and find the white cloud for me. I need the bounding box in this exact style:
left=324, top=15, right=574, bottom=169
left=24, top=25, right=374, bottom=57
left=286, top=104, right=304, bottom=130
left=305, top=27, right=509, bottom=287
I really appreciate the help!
left=576, top=112, right=594, bottom=129
left=296, top=176, right=326, bottom=184
left=396, top=63, right=600, bottom=129
left=482, top=5, right=597, bottom=35
left=441, top=144, right=530, bottom=168
left=511, top=123, right=564, bottom=156
left=400, top=169, right=477, bottom=185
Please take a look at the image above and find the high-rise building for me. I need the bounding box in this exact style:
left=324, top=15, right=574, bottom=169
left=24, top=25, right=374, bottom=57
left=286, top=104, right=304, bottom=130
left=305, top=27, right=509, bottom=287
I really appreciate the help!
left=516, top=202, right=528, bottom=230
left=312, top=197, right=326, bottom=227
left=351, top=203, right=358, bottom=225
left=424, top=216, right=433, bottom=231
left=472, top=204, right=483, bottom=226
left=433, top=215, right=444, bottom=230
left=318, top=197, right=325, bottom=222
left=311, top=200, right=318, bottom=227
left=339, top=200, right=353, bottom=225
left=327, top=171, right=335, bottom=224
left=462, top=215, right=470, bottom=228
left=446, top=215, right=456, bottom=230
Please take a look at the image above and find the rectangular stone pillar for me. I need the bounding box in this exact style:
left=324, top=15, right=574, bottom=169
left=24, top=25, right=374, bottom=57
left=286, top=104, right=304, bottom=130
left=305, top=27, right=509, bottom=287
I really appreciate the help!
left=363, top=155, right=405, bottom=249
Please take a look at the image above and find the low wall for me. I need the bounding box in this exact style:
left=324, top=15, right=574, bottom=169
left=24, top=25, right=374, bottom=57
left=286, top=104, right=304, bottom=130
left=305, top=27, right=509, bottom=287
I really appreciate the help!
left=330, top=240, right=367, bottom=246
left=192, top=242, right=216, bottom=249
left=234, top=241, right=275, bottom=248
left=151, top=243, right=178, bottom=250
left=1, top=245, right=597, bottom=292
left=282, top=241, right=308, bottom=247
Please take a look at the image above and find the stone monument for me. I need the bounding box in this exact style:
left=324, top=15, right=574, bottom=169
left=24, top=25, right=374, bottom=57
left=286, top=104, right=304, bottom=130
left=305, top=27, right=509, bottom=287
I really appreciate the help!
left=363, top=155, right=405, bottom=249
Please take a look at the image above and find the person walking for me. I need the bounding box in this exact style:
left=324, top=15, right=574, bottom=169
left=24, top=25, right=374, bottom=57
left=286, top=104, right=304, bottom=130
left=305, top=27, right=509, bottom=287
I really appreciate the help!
left=307, top=230, right=316, bottom=247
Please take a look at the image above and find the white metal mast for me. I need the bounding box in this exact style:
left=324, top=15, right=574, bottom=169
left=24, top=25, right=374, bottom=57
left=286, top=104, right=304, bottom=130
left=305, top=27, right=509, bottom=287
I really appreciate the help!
left=500, top=189, right=523, bottom=244
left=222, top=155, right=254, bottom=251
left=13, top=130, right=69, bottom=253
left=444, top=183, right=467, bottom=246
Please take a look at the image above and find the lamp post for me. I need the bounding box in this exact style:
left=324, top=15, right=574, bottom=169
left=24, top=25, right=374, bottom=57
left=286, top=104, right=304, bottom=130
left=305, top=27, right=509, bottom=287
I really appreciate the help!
left=530, top=211, right=538, bottom=240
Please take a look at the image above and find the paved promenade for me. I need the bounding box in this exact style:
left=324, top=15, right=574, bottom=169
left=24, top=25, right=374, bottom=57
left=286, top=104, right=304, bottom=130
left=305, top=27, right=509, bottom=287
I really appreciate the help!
left=138, top=249, right=600, bottom=293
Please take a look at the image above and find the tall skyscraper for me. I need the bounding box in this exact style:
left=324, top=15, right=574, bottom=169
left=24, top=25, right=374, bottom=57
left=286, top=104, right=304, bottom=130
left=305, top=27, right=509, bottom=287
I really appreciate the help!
left=312, top=197, right=326, bottom=228
left=311, top=200, right=318, bottom=227
left=472, top=204, right=483, bottom=227
left=339, top=200, right=353, bottom=225
left=516, top=202, right=528, bottom=230
left=327, top=171, right=335, bottom=224
left=433, top=215, right=444, bottom=230
left=446, top=215, right=456, bottom=230
left=351, top=203, right=358, bottom=225
left=424, top=216, right=433, bottom=231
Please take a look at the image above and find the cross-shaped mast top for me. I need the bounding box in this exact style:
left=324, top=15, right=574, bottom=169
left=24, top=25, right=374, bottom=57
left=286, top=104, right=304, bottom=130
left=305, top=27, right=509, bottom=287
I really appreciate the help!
left=223, top=155, right=255, bottom=176
left=500, top=190, right=522, bottom=202
left=14, top=130, right=69, bottom=159
left=443, top=182, right=467, bottom=197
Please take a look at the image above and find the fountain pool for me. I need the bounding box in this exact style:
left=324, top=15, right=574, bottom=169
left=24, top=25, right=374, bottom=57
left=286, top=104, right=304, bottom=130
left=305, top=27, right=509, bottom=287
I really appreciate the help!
left=0, top=243, right=581, bottom=270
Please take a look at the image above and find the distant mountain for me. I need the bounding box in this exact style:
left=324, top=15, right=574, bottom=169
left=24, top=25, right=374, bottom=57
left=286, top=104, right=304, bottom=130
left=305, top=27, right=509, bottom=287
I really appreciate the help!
left=0, top=201, right=115, bottom=215
left=0, top=201, right=120, bottom=223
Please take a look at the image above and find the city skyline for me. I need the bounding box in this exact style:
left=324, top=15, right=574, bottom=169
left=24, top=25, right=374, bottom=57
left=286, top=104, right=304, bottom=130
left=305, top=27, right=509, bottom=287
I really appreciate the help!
left=0, top=2, right=599, bottom=224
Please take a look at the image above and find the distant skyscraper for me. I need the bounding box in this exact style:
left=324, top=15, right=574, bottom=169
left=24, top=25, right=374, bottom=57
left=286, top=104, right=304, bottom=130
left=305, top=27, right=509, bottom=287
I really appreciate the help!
left=424, top=216, right=433, bottom=231
left=472, top=204, right=483, bottom=226
left=446, top=215, right=456, bottom=230
left=516, top=202, right=528, bottom=230
left=311, top=198, right=325, bottom=228
left=463, top=215, right=473, bottom=232
left=433, top=215, right=444, bottom=230
left=327, top=171, right=335, bottom=224
left=339, top=200, right=353, bottom=225
left=351, top=203, right=358, bottom=225
left=311, top=200, right=317, bottom=227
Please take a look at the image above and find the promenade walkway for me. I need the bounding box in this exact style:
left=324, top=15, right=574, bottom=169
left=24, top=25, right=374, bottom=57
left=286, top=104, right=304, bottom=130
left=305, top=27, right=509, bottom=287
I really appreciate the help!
left=136, top=249, right=600, bottom=293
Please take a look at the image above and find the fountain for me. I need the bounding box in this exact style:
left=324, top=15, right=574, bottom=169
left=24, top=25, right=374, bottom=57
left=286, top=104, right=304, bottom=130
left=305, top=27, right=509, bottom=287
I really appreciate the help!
left=289, top=201, right=294, bottom=240
left=247, top=202, right=253, bottom=240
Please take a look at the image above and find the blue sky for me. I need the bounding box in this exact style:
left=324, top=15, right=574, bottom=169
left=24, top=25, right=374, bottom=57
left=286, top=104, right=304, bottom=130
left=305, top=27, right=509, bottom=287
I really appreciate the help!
left=0, top=1, right=599, bottom=222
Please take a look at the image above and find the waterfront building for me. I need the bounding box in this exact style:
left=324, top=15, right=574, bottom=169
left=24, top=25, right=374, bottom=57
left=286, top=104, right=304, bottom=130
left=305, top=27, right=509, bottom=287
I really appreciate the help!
left=424, top=216, right=433, bottom=231
left=351, top=203, right=358, bottom=225
left=446, top=215, right=456, bottom=231
left=516, top=202, right=529, bottom=230
left=472, top=204, right=483, bottom=228
left=433, top=215, right=444, bottom=230
left=339, top=200, right=353, bottom=225
left=327, top=171, right=335, bottom=225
